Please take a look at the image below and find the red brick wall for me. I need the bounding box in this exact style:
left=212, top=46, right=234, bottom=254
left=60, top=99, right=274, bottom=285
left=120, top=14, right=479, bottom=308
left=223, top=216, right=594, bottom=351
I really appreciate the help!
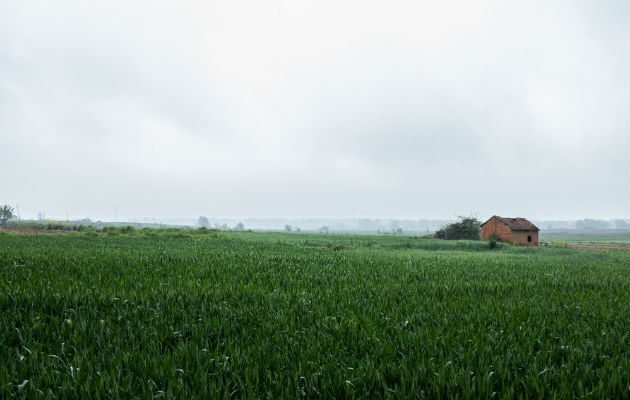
left=481, top=217, right=538, bottom=245
left=511, top=231, right=538, bottom=246
left=481, top=217, right=513, bottom=242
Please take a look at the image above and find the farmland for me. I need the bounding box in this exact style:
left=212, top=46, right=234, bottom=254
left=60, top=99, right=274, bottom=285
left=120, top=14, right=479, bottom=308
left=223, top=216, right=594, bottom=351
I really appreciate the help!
left=0, top=230, right=628, bottom=398
left=540, top=229, right=630, bottom=249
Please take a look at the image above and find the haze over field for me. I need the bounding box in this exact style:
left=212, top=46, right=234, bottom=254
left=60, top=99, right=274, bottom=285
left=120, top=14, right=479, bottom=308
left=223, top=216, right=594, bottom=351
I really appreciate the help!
left=1, top=0, right=628, bottom=221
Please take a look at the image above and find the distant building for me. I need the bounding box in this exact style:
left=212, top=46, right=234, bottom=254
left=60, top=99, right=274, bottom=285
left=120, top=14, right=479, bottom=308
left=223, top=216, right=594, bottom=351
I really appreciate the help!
left=480, top=216, right=539, bottom=245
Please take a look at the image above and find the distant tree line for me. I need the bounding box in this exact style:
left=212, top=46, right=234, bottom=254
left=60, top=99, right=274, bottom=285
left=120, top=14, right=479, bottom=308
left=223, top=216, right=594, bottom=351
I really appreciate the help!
left=575, top=219, right=629, bottom=230
left=198, top=216, right=245, bottom=231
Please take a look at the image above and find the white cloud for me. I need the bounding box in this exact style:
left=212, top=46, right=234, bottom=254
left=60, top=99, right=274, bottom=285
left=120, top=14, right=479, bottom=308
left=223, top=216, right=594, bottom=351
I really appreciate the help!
left=1, top=0, right=628, bottom=220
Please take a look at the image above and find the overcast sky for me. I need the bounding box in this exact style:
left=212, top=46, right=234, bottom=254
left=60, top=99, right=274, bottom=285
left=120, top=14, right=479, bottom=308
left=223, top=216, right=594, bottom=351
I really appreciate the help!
left=1, top=0, right=628, bottom=221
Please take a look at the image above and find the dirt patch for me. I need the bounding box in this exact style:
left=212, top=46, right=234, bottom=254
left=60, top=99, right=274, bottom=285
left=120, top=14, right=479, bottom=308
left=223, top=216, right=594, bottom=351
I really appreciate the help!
left=567, top=243, right=630, bottom=250
left=0, top=226, right=77, bottom=235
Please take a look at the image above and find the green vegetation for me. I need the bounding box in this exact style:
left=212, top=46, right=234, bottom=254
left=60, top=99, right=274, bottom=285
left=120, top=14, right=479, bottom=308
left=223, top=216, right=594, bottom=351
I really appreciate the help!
left=0, top=205, right=15, bottom=225
left=541, top=230, right=630, bottom=247
left=0, top=230, right=628, bottom=398
left=434, top=216, right=481, bottom=240
left=5, top=220, right=78, bottom=231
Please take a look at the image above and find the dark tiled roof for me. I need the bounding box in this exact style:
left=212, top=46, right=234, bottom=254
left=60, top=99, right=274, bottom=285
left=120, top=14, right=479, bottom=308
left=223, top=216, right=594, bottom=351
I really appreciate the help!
left=481, top=216, right=539, bottom=232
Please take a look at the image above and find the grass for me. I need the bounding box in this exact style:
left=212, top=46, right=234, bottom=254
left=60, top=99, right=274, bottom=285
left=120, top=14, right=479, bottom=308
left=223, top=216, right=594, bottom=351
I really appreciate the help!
left=540, top=230, right=630, bottom=247
left=0, top=230, right=628, bottom=398
left=541, top=236, right=630, bottom=246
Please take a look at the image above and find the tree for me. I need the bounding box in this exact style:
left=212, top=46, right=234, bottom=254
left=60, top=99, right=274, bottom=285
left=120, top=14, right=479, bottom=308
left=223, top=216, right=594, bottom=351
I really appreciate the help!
left=284, top=224, right=292, bottom=232
left=576, top=219, right=609, bottom=229
left=434, top=215, right=481, bottom=240
left=234, top=222, right=244, bottom=231
left=320, top=226, right=329, bottom=234
left=0, top=205, right=15, bottom=225
left=198, top=216, right=210, bottom=228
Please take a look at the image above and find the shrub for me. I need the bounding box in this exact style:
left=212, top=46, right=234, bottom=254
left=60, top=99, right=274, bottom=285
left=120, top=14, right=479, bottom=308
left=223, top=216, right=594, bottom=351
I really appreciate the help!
left=435, top=216, right=481, bottom=240
left=85, top=225, right=98, bottom=233
left=120, top=226, right=136, bottom=235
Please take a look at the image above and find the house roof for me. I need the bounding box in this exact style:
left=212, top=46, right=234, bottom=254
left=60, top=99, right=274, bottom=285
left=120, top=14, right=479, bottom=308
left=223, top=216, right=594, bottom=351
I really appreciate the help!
left=481, top=216, right=539, bottom=232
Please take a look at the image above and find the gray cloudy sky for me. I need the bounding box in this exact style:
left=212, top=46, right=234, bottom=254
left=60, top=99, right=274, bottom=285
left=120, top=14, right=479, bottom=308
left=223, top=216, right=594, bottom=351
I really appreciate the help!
left=1, top=0, right=628, bottom=221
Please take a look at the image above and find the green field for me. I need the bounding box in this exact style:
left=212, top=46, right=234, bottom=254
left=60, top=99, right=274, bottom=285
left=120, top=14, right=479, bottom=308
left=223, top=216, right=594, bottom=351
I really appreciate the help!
left=1, top=230, right=628, bottom=398
left=540, top=230, right=630, bottom=247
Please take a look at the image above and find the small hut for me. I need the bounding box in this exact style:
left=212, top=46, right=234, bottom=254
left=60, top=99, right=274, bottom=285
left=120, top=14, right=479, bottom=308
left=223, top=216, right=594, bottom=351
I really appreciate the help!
left=480, top=216, right=539, bottom=246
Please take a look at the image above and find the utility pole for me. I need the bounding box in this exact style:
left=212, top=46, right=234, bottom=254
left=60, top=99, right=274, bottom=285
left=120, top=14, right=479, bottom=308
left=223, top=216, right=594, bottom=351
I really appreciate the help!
left=15, top=204, right=20, bottom=220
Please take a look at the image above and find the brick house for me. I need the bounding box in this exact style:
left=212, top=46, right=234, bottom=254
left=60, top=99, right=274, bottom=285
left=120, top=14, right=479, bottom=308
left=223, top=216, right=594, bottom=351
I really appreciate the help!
left=480, top=216, right=539, bottom=245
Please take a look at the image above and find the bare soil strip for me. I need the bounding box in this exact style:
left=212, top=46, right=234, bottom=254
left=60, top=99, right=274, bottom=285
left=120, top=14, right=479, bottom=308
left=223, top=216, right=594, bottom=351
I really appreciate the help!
left=567, top=243, right=630, bottom=250
left=0, top=226, right=75, bottom=234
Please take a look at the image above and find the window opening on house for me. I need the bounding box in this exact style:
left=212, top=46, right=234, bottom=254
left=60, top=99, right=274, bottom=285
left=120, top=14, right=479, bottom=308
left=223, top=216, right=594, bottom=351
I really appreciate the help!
left=527, top=235, right=532, bottom=243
